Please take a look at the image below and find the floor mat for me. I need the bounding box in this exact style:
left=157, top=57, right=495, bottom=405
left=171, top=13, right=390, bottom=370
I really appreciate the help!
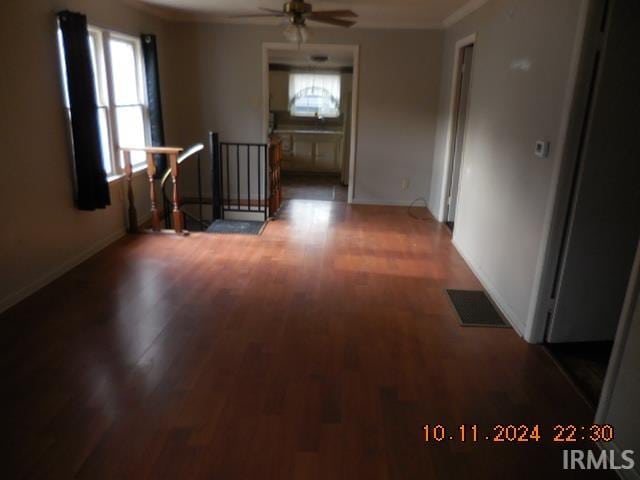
left=206, top=220, right=266, bottom=235
left=446, top=289, right=509, bottom=327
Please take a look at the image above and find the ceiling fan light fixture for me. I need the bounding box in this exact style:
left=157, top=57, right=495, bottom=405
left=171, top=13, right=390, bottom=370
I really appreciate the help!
left=300, top=24, right=311, bottom=43
left=283, top=23, right=310, bottom=44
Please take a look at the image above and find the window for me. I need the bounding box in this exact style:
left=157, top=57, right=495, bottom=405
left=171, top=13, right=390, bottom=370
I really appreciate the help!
left=289, top=73, right=341, bottom=118
left=57, top=26, right=149, bottom=177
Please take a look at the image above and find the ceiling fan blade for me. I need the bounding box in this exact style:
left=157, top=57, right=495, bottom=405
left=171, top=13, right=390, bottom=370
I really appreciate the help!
left=228, top=13, right=285, bottom=18
left=307, top=16, right=356, bottom=27
left=260, top=8, right=286, bottom=14
left=308, top=10, right=358, bottom=18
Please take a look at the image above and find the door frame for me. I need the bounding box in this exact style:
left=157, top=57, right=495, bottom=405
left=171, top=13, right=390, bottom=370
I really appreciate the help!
left=261, top=42, right=360, bottom=203
left=525, top=0, right=608, bottom=344
left=439, top=33, right=476, bottom=223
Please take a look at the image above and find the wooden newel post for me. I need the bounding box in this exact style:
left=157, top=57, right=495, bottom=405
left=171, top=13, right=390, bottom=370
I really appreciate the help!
left=269, top=137, right=282, bottom=217
left=146, top=152, right=161, bottom=231
left=169, top=152, right=183, bottom=233
left=121, top=146, right=183, bottom=234
left=123, top=150, right=138, bottom=233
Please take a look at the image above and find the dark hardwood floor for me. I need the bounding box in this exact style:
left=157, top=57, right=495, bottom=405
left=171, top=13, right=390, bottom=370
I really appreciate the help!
left=2, top=200, right=613, bottom=479
left=281, top=172, right=348, bottom=202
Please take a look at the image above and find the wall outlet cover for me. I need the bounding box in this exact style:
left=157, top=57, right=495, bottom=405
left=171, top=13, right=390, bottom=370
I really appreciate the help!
left=535, top=140, right=550, bottom=158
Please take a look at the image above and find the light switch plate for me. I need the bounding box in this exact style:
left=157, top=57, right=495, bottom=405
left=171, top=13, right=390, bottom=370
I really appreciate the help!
left=535, top=140, right=550, bottom=158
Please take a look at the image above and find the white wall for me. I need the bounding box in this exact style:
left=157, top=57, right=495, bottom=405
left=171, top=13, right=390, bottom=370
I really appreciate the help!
left=0, top=0, right=171, bottom=312
left=429, top=0, right=585, bottom=334
left=163, top=23, right=443, bottom=205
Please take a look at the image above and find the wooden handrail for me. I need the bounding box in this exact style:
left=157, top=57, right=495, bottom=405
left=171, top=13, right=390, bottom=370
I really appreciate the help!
left=121, top=146, right=183, bottom=154
left=120, top=146, right=184, bottom=234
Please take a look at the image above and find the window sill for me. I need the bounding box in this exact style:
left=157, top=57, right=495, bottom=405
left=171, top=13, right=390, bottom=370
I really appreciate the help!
left=107, top=164, right=147, bottom=184
left=290, top=114, right=340, bottom=119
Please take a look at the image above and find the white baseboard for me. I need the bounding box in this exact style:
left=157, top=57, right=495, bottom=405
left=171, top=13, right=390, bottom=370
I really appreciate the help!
left=451, top=238, right=526, bottom=336
left=0, top=228, right=127, bottom=315
left=352, top=198, right=421, bottom=207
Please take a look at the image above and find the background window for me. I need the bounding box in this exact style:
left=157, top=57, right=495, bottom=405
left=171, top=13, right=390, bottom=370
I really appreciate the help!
left=108, top=35, right=148, bottom=167
left=57, top=26, right=149, bottom=177
left=289, top=73, right=341, bottom=118
left=57, top=28, right=113, bottom=175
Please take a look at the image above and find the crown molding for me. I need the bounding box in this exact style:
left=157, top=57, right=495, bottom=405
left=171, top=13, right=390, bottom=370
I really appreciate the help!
left=442, top=0, right=490, bottom=28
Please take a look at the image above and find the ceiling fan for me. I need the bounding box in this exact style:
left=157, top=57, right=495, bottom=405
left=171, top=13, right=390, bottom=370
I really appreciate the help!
left=231, top=1, right=358, bottom=43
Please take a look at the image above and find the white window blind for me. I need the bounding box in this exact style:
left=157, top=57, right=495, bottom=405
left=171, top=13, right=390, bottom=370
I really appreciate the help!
left=289, top=73, right=341, bottom=118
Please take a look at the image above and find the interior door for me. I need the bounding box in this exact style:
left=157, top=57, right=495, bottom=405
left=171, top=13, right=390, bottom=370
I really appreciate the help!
left=547, top=0, right=640, bottom=342
left=446, top=44, right=474, bottom=228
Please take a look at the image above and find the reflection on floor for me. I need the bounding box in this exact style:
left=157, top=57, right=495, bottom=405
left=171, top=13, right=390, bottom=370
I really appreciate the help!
left=281, top=172, right=348, bottom=202
left=1, top=200, right=615, bottom=479
left=547, top=341, right=614, bottom=407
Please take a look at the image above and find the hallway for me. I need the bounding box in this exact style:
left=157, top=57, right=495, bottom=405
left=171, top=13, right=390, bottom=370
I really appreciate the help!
left=281, top=172, right=348, bottom=202
left=1, top=201, right=611, bottom=479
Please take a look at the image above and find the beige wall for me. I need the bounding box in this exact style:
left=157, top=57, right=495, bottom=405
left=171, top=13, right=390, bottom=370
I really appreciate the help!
left=162, top=23, right=443, bottom=205
left=0, top=7, right=445, bottom=311
left=0, top=0, right=171, bottom=312
left=429, top=0, right=585, bottom=334
left=269, top=70, right=289, bottom=112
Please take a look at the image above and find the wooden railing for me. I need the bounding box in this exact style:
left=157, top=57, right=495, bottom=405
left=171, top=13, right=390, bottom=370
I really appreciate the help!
left=160, top=144, right=207, bottom=231
left=120, top=146, right=184, bottom=234
left=269, top=136, right=282, bottom=216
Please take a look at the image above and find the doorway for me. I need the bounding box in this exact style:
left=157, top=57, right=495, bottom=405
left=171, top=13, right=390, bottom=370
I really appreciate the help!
left=540, top=0, right=640, bottom=407
left=444, top=39, right=475, bottom=232
left=262, top=43, right=359, bottom=204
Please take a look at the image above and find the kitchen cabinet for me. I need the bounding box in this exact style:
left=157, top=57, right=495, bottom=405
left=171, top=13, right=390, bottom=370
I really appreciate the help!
left=274, top=130, right=343, bottom=173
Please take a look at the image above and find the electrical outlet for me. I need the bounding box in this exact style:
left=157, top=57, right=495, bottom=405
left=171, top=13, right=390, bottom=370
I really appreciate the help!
left=535, top=140, right=550, bottom=158
left=401, top=178, right=410, bottom=190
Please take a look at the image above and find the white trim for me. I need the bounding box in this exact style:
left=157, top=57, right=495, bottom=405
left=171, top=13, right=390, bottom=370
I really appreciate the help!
left=107, top=163, right=147, bottom=183
left=442, top=0, right=489, bottom=28
left=352, top=198, right=419, bottom=207
left=452, top=238, right=526, bottom=335
left=439, top=33, right=476, bottom=222
left=262, top=42, right=360, bottom=204
left=0, top=229, right=127, bottom=315
left=523, top=0, right=592, bottom=343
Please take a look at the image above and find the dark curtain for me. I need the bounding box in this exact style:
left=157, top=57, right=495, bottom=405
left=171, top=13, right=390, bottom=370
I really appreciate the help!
left=57, top=10, right=110, bottom=210
left=141, top=33, right=167, bottom=176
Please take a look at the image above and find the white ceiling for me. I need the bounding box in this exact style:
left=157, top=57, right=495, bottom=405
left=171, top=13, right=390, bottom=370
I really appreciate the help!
left=269, top=48, right=354, bottom=68
left=128, top=0, right=477, bottom=29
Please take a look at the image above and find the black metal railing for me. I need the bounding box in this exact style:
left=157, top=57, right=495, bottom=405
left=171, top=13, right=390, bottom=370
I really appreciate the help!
left=210, top=132, right=269, bottom=222
left=161, top=143, right=208, bottom=231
